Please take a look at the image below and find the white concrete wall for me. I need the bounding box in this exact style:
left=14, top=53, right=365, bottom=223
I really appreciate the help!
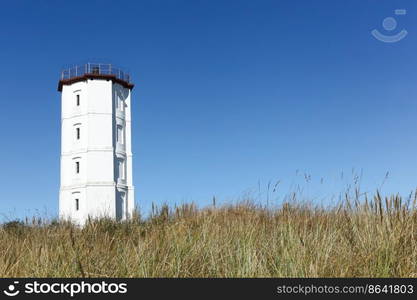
left=59, top=78, right=135, bottom=224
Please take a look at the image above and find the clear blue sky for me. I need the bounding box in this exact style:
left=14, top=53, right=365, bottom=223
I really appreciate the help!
left=1, top=0, right=417, bottom=220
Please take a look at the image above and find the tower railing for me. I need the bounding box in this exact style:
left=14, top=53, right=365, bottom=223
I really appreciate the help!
left=60, top=63, right=131, bottom=83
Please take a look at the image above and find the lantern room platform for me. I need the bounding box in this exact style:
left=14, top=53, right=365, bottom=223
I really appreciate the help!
left=58, top=63, right=134, bottom=91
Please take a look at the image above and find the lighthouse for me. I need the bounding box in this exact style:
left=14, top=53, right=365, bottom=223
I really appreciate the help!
left=58, top=63, right=135, bottom=224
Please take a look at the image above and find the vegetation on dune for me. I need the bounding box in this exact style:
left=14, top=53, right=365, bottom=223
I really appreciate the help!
left=1, top=191, right=417, bottom=277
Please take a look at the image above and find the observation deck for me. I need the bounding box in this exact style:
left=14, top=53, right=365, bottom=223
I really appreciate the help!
left=58, top=63, right=134, bottom=91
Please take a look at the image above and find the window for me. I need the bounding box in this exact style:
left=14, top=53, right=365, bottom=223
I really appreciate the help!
left=73, top=124, right=81, bottom=142
left=116, top=92, right=124, bottom=112
left=76, top=94, right=80, bottom=106
left=72, top=191, right=81, bottom=211
left=117, top=125, right=123, bottom=144
left=116, top=158, right=125, bottom=181
left=75, top=161, right=80, bottom=174
left=119, top=97, right=124, bottom=111
left=119, top=159, right=125, bottom=180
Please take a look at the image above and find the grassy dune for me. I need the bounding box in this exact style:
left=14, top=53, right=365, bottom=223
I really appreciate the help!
left=1, top=192, right=417, bottom=277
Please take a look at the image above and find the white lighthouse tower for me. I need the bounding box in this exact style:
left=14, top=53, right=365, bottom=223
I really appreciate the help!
left=58, top=63, right=135, bottom=224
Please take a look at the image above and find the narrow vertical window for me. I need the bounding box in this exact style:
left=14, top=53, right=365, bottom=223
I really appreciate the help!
left=75, top=199, right=79, bottom=211
left=120, top=159, right=125, bottom=180
left=75, top=161, right=80, bottom=174
left=116, top=158, right=125, bottom=181
left=117, top=125, right=123, bottom=144
left=76, top=95, right=80, bottom=106
left=76, top=127, right=80, bottom=140
left=119, top=97, right=124, bottom=111
left=117, top=93, right=124, bottom=112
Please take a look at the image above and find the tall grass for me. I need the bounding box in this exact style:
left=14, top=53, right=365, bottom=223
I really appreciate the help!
left=1, top=191, right=416, bottom=277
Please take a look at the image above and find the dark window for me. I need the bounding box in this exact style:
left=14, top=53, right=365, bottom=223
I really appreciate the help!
left=76, top=161, right=80, bottom=174
left=117, top=125, right=123, bottom=143
left=75, top=199, right=79, bottom=211
left=76, top=95, right=80, bottom=106
left=76, top=128, right=80, bottom=140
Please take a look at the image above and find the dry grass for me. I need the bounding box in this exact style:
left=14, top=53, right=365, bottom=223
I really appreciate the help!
left=1, top=192, right=417, bottom=277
